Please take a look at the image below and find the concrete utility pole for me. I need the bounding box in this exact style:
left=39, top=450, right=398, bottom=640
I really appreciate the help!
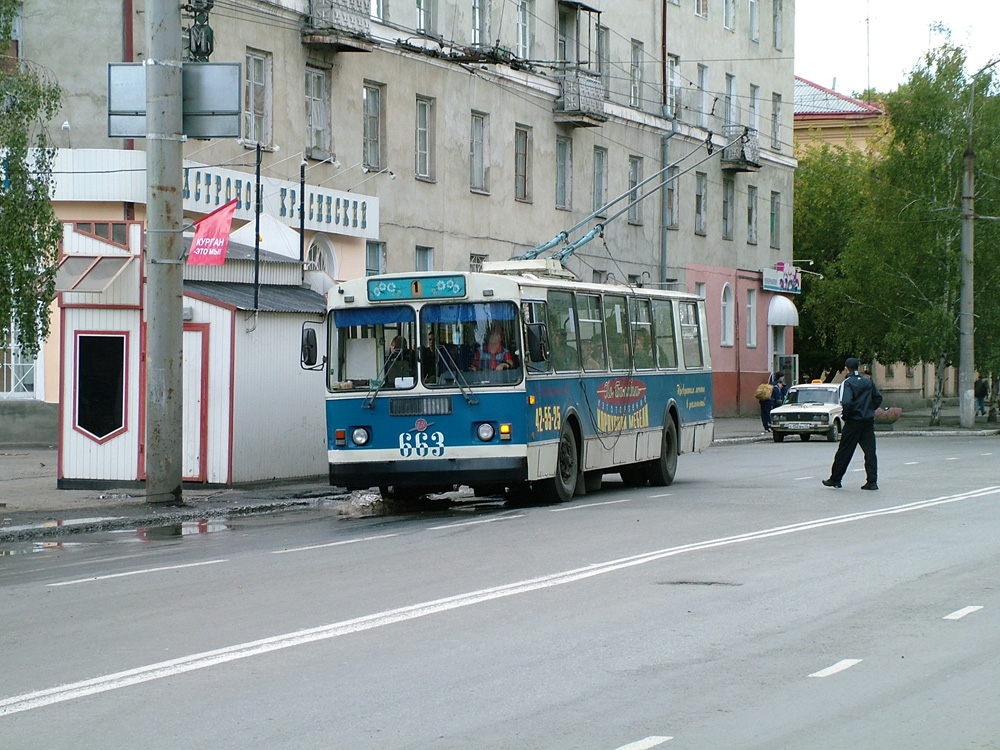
left=144, top=0, right=185, bottom=502
left=959, top=146, right=975, bottom=428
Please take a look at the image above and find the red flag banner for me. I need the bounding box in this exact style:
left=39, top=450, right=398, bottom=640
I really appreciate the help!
left=187, top=198, right=238, bottom=266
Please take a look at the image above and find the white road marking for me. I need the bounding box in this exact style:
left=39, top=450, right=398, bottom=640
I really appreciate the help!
left=945, top=457, right=958, bottom=461
left=905, top=461, right=919, bottom=465
left=46, top=559, right=228, bottom=587
left=6, top=485, right=999, bottom=716
left=613, top=737, right=673, bottom=750
left=272, top=533, right=398, bottom=554
left=649, top=493, right=673, bottom=499
left=551, top=499, right=633, bottom=512
left=428, top=514, right=526, bottom=530
left=794, top=476, right=813, bottom=481
left=943, top=605, right=983, bottom=621
left=810, top=659, right=862, bottom=678
left=982, top=453, right=993, bottom=457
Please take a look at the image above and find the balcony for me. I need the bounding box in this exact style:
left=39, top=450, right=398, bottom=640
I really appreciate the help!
left=721, top=125, right=761, bottom=172
left=303, top=0, right=373, bottom=53
left=554, top=70, right=607, bottom=128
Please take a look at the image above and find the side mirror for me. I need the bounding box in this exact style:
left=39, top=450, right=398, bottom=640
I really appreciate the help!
left=301, top=327, right=318, bottom=368
left=526, top=322, right=548, bottom=364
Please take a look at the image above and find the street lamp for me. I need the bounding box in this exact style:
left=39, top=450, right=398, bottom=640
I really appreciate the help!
left=959, top=57, right=1000, bottom=428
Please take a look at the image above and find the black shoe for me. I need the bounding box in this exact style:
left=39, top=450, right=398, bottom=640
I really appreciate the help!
left=822, top=478, right=842, bottom=488
left=860, top=482, right=879, bottom=491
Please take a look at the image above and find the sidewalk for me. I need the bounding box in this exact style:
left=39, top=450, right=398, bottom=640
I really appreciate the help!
left=2, top=406, right=996, bottom=542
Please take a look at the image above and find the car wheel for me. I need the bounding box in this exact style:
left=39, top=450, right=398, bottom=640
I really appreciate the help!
left=826, top=422, right=841, bottom=442
left=772, top=431, right=785, bottom=443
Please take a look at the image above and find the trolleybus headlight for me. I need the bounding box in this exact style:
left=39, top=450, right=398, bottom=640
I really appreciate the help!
left=477, top=423, right=495, bottom=442
left=499, top=424, right=512, bottom=441
left=351, top=427, right=371, bottom=446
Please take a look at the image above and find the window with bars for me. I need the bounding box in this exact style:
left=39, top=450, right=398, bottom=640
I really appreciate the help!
left=469, top=254, right=488, bottom=272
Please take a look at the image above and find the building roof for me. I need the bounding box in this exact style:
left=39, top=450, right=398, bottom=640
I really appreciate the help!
left=184, top=281, right=327, bottom=313
left=182, top=236, right=299, bottom=265
left=794, top=76, right=882, bottom=117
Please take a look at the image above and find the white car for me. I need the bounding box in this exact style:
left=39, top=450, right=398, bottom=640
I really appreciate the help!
left=769, top=383, right=843, bottom=442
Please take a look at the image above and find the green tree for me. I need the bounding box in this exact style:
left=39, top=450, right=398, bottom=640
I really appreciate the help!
left=0, top=0, right=62, bottom=358
left=794, top=140, right=873, bottom=382
left=809, top=44, right=1000, bottom=423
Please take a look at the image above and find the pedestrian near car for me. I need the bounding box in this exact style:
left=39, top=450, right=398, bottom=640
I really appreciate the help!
left=975, top=376, right=988, bottom=417
left=823, top=357, right=883, bottom=490
left=759, top=371, right=786, bottom=432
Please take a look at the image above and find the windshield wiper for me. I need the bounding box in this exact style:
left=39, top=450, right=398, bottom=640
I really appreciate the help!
left=363, top=349, right=403, bottom=409
left=436, top=346, right=479, bottom=405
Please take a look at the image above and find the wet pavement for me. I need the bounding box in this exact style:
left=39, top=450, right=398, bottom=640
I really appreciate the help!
left=1, top=406, right=996, bottom=543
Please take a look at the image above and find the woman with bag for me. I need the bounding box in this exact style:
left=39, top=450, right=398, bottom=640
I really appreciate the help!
left=758, top=371, right=785, bottom=432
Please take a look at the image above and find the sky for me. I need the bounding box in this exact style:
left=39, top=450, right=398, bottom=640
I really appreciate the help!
left=794, top=1, right=1000, bottom=98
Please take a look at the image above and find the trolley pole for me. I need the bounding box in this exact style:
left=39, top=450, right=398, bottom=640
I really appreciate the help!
left=144, top=0, right=185, bottom=502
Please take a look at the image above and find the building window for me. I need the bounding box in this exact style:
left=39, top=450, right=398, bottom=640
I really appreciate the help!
left=305, top=67, right=328, bottom=152
left=725, top=73, right=737, bottom=126
left=515, top=124, right=532, bottom=202
left=749, top=84, right=760, bottom=131
left=695, top=282, right=706, bottom=299
left=557, top=4, right=575, bottom=65
left=628, top=156, right=643, bottom=224
left=415, top=96, right=435, bottom=180
left=666, top=54, right=680, bottom=118
left=516, top=0, right=531, bottom=59
left=630, top=40, right=643, bottom=108
left=725, top=0, right=736, bottom=30
left=366, top=241, right=385, bottom=276
left=370, top=0, right=383, bottom=19
left=556, top=136, right=572, bottom=210
left=416, top=0, right=434, bottom=34
left=770, top=191, right=781, bottom=249
left=470, top=111, right=489, bottom=192
left=695, top=172, right=707, bottom=235
left=721, top=284, right=734, bottom=347
left=597, top=25, right=610, bottom=97
left=696, top=0, right=708, bottom=18
left=665, top=166, right=679, bottom=229
left=472, top=0, right=486, bottom=46
left=363, top=82, right=384, bottom=169
left=698, top=64, right=710, bottom=128
left=747, top=184, right=758, bottom=244
left=470, top=253, right=488, bottom=272
left=749, top=0, right=759, bottom=41
left=592, top=270, right=607, bottom=284
left=75, top=333, right=127, bottom=443
left=244, top=49, right=272, bottom=144
left=771, top=92, right=782, bottom=149
left=746, top=288, right=757, bottom=347
left=772, top=0, right=783, bottom=49
left=722, top=176, right=734, bottom=240
left=593, top=147, right=608, bottom=215
left=415, top=245, right=434, bottom=272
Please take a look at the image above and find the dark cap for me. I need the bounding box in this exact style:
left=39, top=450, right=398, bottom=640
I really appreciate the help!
left=845, top=357, right=860, bottom=371
left=775, top=371, right=784, bottom=379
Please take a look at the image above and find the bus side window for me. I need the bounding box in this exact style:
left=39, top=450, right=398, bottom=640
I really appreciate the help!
left=605, top=294, right=631, bottom=371
left=679, top=301, right=703, bottom=368
left=547, top=289, right=580, bottom=372
left=651, top=299, right=678, bottom=369
left=577, top=293, right=607, bottom=371
left=629, top=298, right=655, bottom=369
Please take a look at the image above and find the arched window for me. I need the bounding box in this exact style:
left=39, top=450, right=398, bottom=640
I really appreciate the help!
left=306, top=235, right=338, bottom=279
left=721, top=284, right=734, bottom=347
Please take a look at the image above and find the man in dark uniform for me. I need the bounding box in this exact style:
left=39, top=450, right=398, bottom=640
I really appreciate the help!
left=823, top=357, right=883, bottom=490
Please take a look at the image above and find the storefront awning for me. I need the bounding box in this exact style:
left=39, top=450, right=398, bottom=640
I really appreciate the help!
left=767, top=295, right=799, bottom=326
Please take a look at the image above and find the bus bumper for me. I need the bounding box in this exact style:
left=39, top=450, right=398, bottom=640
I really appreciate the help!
left=330, top=456, right=529, bottom=491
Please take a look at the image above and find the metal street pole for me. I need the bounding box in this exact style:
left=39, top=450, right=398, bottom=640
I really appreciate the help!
left=145, top=0, right=185, bottom=502
left=959, top=146, right=975, bottom=428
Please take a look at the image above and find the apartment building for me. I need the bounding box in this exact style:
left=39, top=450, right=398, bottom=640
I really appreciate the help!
left=7, top=0, right=796, bottom=417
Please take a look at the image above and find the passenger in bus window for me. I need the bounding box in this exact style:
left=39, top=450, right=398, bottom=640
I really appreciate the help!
left=633, top=330, right=654, bottom=369
left=582, top=336, right=603, bottom=370
left=550, top=329, right=578, bottom=371
left=471, top=329, right=514, bottom=371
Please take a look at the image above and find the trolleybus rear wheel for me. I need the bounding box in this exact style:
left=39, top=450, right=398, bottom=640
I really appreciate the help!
left=646, top=417, right=678, bottom=487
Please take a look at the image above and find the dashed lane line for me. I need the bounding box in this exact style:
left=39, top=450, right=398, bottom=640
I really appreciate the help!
left=272, top=533, right=399, bottom=555
left=46, top=559, right=228, bottom=587
left=550, top=499, right=634, bottom=512
left=810, top=659, right=862, bottom=678
left=612, top=737, right=673, bottom=749
left=428, top=514, right=527, bottom=530
left=943, top=605, right=983, bottom=621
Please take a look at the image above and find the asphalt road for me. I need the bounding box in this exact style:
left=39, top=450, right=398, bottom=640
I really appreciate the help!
left=2, top=435, right=999, bottom=749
